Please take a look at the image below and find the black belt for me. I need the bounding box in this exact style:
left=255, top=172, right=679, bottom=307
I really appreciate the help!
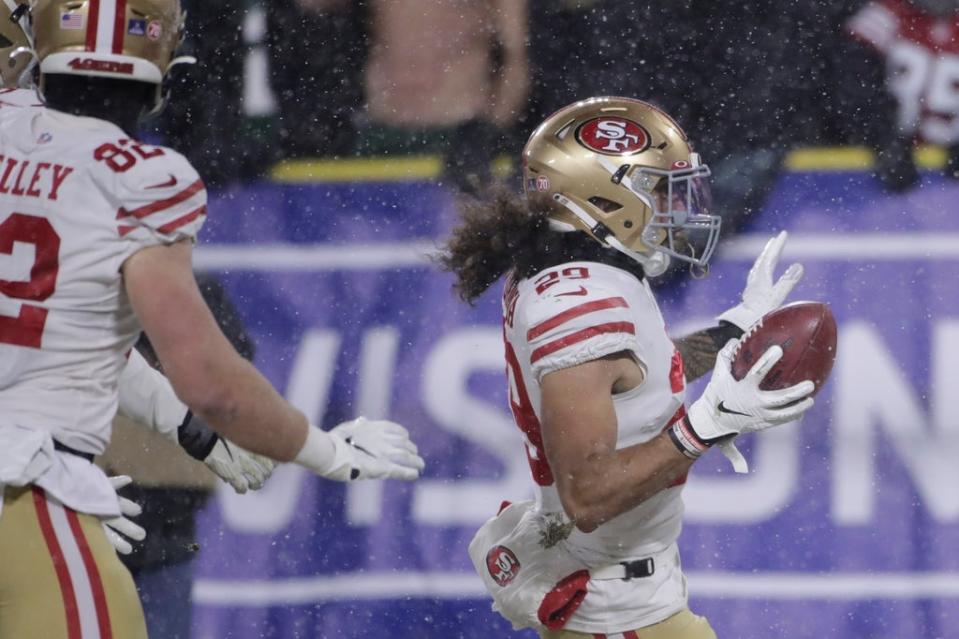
left=53, top=440, right=95, bottom=463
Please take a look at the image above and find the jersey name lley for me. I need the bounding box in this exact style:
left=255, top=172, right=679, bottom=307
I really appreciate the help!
left=0, top=154, right=74, bottom=200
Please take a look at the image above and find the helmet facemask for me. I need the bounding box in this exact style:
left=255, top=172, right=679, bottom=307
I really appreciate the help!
left=621, top=154, right=720, bottom=270
left=0, top=0, right=36, bottom=89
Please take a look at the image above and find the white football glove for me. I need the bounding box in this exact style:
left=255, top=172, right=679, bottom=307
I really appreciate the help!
left=102, top=476, right=146, bottom=556
left=671, top=340, right=815, bottom=473
left=204, top=439, right=276, bottom=494
left=323, top=417, right=425, bottom=482
left=718, top=230, right=804, bottom=331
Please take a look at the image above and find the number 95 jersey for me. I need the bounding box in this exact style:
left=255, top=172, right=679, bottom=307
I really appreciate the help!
left=0, top=97, right=207, bottom=455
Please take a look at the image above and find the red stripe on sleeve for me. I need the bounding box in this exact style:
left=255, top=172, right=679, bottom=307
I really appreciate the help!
left=530, top=321, right=635, bottom=364
left=112, top=0, right=127, bottom=54
left=156, top=205, right=206, bottom=234
left=86, top=0, right=100, bottom=52
left=527, top=297, right=629, bottom=341
left=115, top=179, right=204, bottom=220
left=66, top=509, right=114, bottom=639
left=32, top=488, right=82, bottom=639
left=623, top=631, right=640, bottom=639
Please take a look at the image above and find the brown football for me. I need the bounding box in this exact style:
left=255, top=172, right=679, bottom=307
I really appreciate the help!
left=730, top=301, right=838, bottom=395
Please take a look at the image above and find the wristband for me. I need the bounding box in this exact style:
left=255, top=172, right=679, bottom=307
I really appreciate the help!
left=177, top=412, right=220, bottom=460
left=706, top=321, right=746, bottom=350
left=668, top=416, right=711, bottom=460
left=293, top=425, right=341, bottom=476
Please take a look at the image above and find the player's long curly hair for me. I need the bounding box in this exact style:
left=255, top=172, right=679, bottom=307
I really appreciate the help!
left=439, top=186, right=643, bottom=305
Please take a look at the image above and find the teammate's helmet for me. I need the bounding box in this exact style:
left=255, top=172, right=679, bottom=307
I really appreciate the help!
left=31, top=0, right=185, bottom=85
left=523, top=97, right=720, bottom=276
left=0, top=0, right=32, bottom=88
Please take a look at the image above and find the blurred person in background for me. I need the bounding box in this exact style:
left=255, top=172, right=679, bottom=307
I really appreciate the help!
left=156, top=0, right=252, bottom=187
left=267, top=0, right=367, bottom=158
left=100, top=274, right=269, bottom=639
left=0, top=0, right=424, bottom=635
left=841, top=0, right=959, bottom=191
left=527, top=0, right=828, bottom=242
left=360, top=0, right=529, bottom=191
left=442, top=97, right=815, bottom=638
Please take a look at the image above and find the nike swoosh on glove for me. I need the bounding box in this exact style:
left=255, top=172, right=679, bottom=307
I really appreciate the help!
left=324, top=417, right=426, bottom=482
left=671, top=340, right=815, bottom=473
left=204, top=439, right=277, bottom=494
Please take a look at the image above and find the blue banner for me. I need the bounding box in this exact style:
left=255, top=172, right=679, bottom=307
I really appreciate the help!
left=190, top=168, right=959, bottom=639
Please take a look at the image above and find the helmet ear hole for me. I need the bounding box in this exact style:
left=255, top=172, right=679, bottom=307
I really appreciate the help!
left=587, top=196, right=623, bottom=213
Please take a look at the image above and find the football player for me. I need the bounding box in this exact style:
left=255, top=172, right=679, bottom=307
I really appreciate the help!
left=0, top=2, right=424, bottom=638
left=442, top=98, right=814, bottom=638
left=0, top=0, right=275, bottom=550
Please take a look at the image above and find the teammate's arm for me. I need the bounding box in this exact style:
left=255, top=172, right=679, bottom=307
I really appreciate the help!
left=540, top=352, right=693, bottom=533
left=124, top=240, right=308, bottom=460
left=122, top=240, right=424, bottom=480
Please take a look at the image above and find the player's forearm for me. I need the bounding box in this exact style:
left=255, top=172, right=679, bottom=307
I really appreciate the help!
left=557, top=433, right=693, bottom=533
left=673, top=321, right=744, bottom=382
left=176, top=354, right=309, bottom=462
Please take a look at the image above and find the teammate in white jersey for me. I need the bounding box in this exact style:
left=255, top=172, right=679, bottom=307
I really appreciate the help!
left=442, top=97, right=815, bottom=638
left=0, top=1, right=424, bottom=637
left=0, top=0, right=275, bottom=544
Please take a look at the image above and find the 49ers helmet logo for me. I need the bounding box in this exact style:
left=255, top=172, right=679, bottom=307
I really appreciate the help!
left=576, top=117, right=650, bottom=155
left=486, top=545, right=521, bottom=587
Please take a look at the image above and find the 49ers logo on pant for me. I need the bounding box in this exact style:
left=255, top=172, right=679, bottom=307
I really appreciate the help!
left=576, top=117, right=650, bottom=155
left=486, top=545, right=521, bottom=587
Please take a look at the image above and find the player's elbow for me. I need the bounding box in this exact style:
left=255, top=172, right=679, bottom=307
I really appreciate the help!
left=176, top=379, right=238, bottom=426
left=557, top=482, right=607, bottom=533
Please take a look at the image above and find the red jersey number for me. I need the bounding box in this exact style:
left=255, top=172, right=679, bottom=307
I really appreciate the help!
left=0, top=213, right=60, bottom=348
left=534, top=266, right=590, bottom=295
left=504, top=335, right=554, bottom=486
left=94, top=139, right=165, bottom=173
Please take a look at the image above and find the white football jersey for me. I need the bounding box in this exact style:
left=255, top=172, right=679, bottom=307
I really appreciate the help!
left=0, top=94, right=206, bottom=514
left=503, top=260, right=689, bottom=631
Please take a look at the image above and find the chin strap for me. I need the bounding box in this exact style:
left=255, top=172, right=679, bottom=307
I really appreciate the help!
left=551, top=193, right=671, bottom=277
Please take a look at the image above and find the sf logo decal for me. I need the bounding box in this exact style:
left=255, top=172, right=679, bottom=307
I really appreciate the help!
left=576, top=117, right=651, bottom=155
left=486, top=545, right=521, bottom=587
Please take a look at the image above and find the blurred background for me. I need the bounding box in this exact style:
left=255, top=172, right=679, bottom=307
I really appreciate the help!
left=141, top=0, right=959, bottom=636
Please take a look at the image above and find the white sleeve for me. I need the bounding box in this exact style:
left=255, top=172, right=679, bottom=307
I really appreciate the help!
left=116, top=349, right=189, bottom=443
left=112, top=148, right=208, bottom=255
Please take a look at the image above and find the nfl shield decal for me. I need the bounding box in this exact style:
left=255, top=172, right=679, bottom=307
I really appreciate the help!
left=486, top=545, right=521, bottom=587
left=576, top=117, right=651, bottom=155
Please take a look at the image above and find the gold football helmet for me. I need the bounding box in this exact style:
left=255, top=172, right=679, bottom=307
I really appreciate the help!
left=31, top=0, right=186, bottom=85
left=0, top=0, right=33, bottom=88
left=523, top=97, right=720, bottom=276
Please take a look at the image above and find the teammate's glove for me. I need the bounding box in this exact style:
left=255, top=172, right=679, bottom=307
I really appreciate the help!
left=101, top=476, right=146, bottom=556
left=204, top=439, right=276, bottom=494
left=717, top=231, right=803, bottom=331
left=670, top=340, right=815, bottom=473
left=322, top=417, right=425, bottom=481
